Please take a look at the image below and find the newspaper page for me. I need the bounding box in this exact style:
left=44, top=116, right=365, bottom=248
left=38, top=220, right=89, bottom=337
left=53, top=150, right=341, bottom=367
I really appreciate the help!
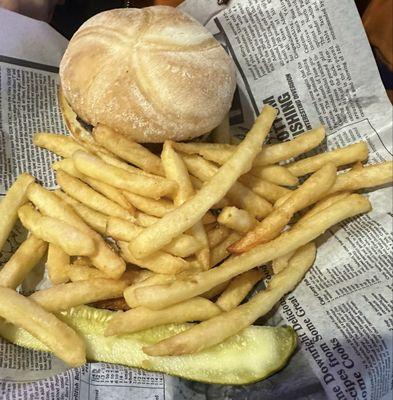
left=0, top=0, right=392, bottom=399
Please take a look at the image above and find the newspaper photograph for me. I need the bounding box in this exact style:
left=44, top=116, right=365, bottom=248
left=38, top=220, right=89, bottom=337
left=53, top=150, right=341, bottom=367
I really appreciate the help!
left=0, top=0, right=392, bottom=399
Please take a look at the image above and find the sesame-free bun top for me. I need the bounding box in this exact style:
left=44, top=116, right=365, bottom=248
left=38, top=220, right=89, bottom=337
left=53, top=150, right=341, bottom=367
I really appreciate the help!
left=59, top=6, right=236, bottom=143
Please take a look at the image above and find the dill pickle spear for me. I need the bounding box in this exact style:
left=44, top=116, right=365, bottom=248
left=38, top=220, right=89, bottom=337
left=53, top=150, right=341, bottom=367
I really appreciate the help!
left=0, top=306, right=296, bottom=385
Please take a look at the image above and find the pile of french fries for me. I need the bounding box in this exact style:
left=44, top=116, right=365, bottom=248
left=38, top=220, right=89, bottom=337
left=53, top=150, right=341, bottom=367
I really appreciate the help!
left=0, top=101, right=392, bottom=367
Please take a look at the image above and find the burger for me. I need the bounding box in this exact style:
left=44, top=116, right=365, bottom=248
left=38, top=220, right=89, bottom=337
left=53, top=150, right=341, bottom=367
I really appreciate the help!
left=59, top=6, right=236, bottom=143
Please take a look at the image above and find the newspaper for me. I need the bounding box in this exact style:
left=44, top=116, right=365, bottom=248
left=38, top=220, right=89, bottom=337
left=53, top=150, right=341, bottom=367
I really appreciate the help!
left=0, top=0, right=392, bottom=398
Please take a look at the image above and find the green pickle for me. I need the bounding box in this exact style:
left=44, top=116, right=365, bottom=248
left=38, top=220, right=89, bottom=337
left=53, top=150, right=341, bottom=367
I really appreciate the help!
left=0, top=306, right=297, bottom=385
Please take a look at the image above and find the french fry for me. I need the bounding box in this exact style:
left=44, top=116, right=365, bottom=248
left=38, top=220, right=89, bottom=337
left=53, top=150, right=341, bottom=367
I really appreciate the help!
left=161, top=141, right=210, bottom=269
left=134, top=194, right=371, bottom=310
left=211, top=114, right=230, bottom=144
left=118, top=241, right=190, bottom=275
left=210, top=232, right=241, bottom=267
left=189, top=175, right=231, bottom=209
left=216, top=268, right=264, bottom=311
left=326, top=161, right=393, bottom=194
left=97, top=151, right=157, bottom=178
left=55, top=190, right=108, bottom=235
left=0, top=235, right=47, bottom=289
left=105, top=297, right=222, bottom=336
left=33, top=133, right=84, bottom=158
left=207, top=225, right=231, bottom=248
left=239, top=174, right=291, bottom=203
left=27, top=183, right=125, bottom=279
left=18, top=203, right=96, bottom=256
left=72, top=150, right=176, bottom=199
left=143, top=243, right=316, bottom=356
left=217, top=207, right=257, bottom=233
left=135, top=212, right=159, bottom=227
left=136, top=211, right=215, bottom=228
left=182, top=154, right=273, bottom=218
left=128, top=105, right=277, bottom=259
left=272, top=251, right=295, bottom=274
left=29, top=278, right=130, bottom=312
left=67, top=263, right=108, bottom=281
left=93, top=125, right=164, bottom=176
left=201, top=281, right=231, bottom=300
left=47, top=244, right=70, bottom=284
left=299, top=192, right=352, bottom=223
left=173, top=126, right=325, bottom=167
left=123, top=273, right=174, bottom=308
left=56, top=170, right=133, bottom=220
left=0, top=286, right=86, bottom=367
left=249, top=165, right=299, bottom=186
left=122, top=191, right=174, bottom=217
left=287, top=142, right=369, bottom=177
left=0, top=173, right=35, bottom=251
left=53, top=158, right=134, bottom=212
left=230, top=163, right=337, bottom=253
left=106, top=217, right=203, bottom=258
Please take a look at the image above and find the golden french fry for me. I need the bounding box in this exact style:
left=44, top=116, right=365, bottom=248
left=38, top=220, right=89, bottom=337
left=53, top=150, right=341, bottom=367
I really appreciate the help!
left=201, top=281, right=231, bottom=300
left=183, top=154, right=273, bottom=218
left=0, top=173, right=35, bottom=251
left=210, top=232, right=241, bottom=267
left=230, top=163, right=337, bottom=253
left=18, top=203, right=95, bottom=256
left=173, top=126, right=325, bottom=167
left=55, top=190, right=108, bottom=235
left=299, top=192, right=352, bottom=223
left=33, top=133, right=84, bottom=158
left=0, top=286, right=86, bottom=367
left=97, top=151, right=157, bottom=177
left=72, top=150, right=176, bottom=199
left=143, top=242, right=316, bottom=356
left=190, top=175, right=230, bottom=210
left=27, top=183, right=125, bottom=279
left=326, top=161, right=393, bottom=194
left=207, top=225, right=231, bottom=248
left=122, top=191, right=174, bottom=217
left=239, top=174, right=291, bottom=203
left=351, top=161, right=364, bottom=170
left=118, top=241, right=190, bottom=275
left=105, top=297, right=221, bottom=336
left=93, top=125, right=164, bottom=176
left=161, top=141, right=210, bottom=269
left=30, top=278, right=130, bottom=312
left=107, top=217, right=203, bottom=258
left=124, top=273, right=174, bottom=308
left=47, top=244, right=69, bottom=284
left=217, top=207, right=257, bottom=233
left=67, top=263, right=107, bottom=281
left=216, top=268, right=263, bottom=311
left=272, top=251, right=295, bottom=274
left=250, top=165, right=299, bottom=186
left=53, top=158, right=134, bottom=212
left=56, top=170, right=133, bottom=220
left=162, top=141, right=195, bottom=204
left=211, top=114, right=230, bottom=144
left=135, top=212, right=159, bottom=227
left=128, top=105, right=277, bottom=259
left=287, top=142, right=369, bottom=177
left=135, top=194, right=371, bottom=310
left=0, top=236, right=47, bottom=289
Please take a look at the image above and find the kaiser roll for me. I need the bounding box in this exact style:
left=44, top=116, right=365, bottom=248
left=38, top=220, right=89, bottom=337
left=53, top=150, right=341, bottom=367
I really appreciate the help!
left=59, top=6, right=236, bottom=143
